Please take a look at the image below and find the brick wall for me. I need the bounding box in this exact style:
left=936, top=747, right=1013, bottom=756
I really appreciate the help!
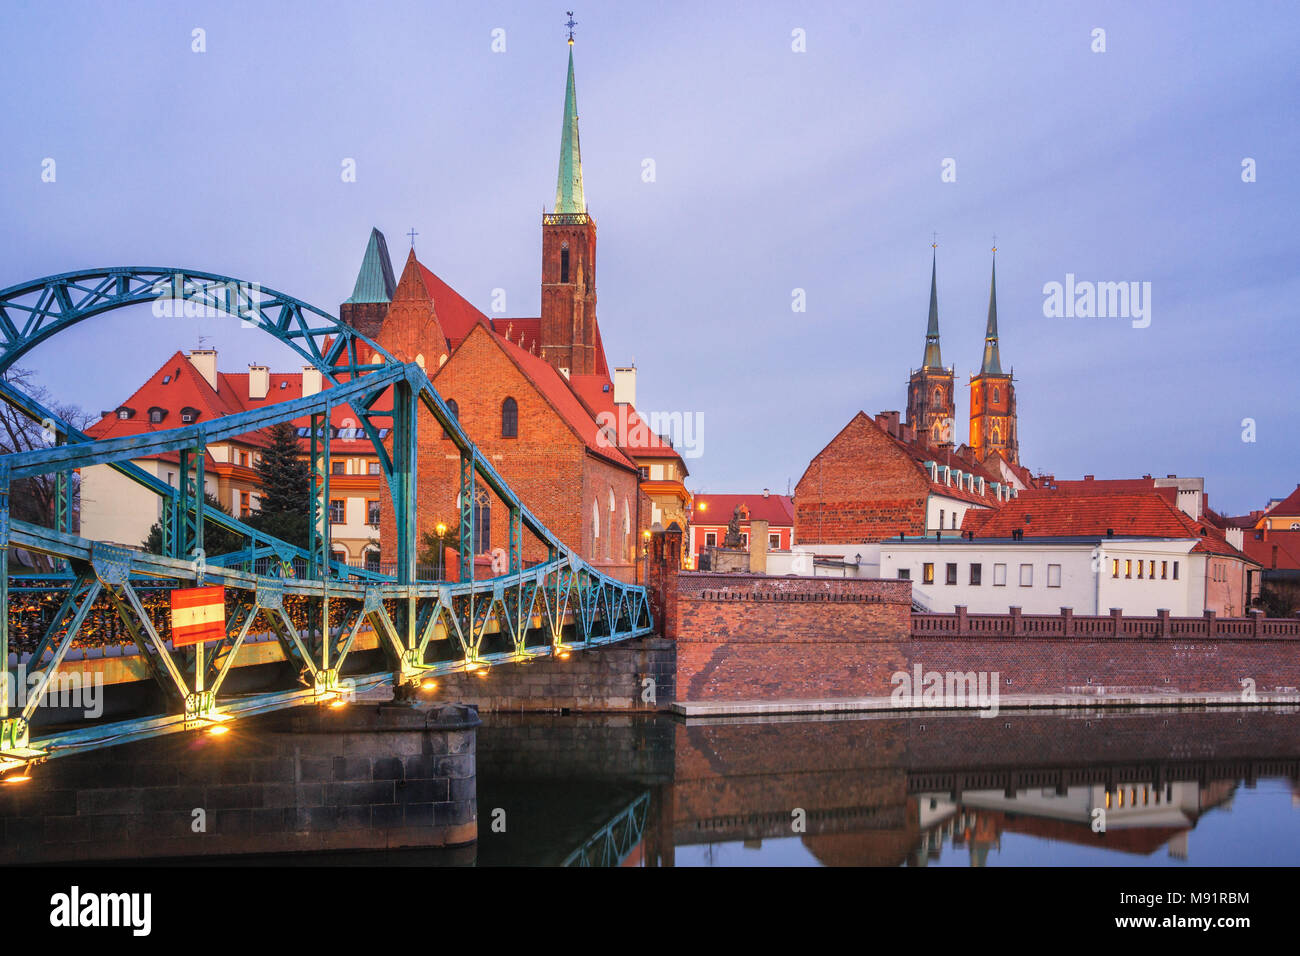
left=378, top=323, right=639, bottom=580
left=794, top=412, right=930, bottom=543
left=426, top=637, right=675, bottom=713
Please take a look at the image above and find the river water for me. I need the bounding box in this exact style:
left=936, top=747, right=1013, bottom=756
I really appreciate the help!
left=3, top=707, right=1297, bottom=867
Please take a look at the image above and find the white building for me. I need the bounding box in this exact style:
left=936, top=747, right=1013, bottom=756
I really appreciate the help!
left=879, top=535, right=1208, bottom=615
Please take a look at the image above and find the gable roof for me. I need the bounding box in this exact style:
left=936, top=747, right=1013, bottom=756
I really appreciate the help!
left=1241, top=530, right=1300, bottom=571
left=1261, top=485, right=1300, bottom=521
left=567, top=373, right=685, bottom=466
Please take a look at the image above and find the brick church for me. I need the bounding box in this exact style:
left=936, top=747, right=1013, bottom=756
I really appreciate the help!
left=347, top=40, right=684, bottom=582
left=794, top=247, right=1033, bottom=545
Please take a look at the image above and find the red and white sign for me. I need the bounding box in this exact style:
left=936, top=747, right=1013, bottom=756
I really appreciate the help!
left=170, top=586, right=226, bottom=647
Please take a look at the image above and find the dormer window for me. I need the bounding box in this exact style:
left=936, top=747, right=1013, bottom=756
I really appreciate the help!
left=161, top=375, right=171, bottom=385
left=117, top=406, right=134, bottom=420
left=148, top=407, right=165, bottom=424
left=180, top=406, right=199, bottom=424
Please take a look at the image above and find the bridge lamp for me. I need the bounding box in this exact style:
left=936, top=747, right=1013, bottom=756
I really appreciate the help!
left=421, top=678, right=438, bottom=691
left=1, top=771, right=32, bottom=784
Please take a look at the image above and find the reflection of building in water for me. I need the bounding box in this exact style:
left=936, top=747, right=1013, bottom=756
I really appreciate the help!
left=910, top=780, right=1238, bottom=865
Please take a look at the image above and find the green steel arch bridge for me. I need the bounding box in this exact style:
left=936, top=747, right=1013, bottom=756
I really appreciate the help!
left=0, top=267, right=653, bottom=776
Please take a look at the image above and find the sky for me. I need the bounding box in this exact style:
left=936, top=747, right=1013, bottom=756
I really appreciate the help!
left=1, top=0, right=1297, bottom=515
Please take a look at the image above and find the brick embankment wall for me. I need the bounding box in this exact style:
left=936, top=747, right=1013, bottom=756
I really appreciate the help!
left=669, top=573, right=912, bottom=702
left=428, top=637, right=675, bottom=713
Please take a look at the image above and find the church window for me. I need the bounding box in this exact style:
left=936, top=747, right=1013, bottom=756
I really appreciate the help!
left=560, top=247, right=570, bottom=283
left=933, top=386, right=943, bottom=405
left=992, top=387, right=1000, bottom=403
left=443, top=399, right=458, bottom=440
left=501, top=397, right=518, bottom=437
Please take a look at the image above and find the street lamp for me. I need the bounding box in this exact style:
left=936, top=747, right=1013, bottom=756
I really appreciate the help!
left=435, top=521, right=448, bottom=579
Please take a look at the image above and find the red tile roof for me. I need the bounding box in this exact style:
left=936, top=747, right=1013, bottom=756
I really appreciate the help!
left=692, top=493, right=794, bottom=527
left=567, top=373, right=685, bottom=465
left=415, top=261, right=492, bottom=346
left=1241, top=530, right=1300, bottom=571
left=1263, top=485, right=1300, bottom=520
left=970, top=491, right=1252, bottom=559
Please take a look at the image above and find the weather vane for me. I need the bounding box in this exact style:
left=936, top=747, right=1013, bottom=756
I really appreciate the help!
left=566, top=11, right=577, bottom=44
left=931, top=231, right=938, bottom=249
left=407, top=227, right=419, bottom=248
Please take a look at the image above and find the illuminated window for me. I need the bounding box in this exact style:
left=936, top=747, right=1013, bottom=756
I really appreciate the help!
left=1161, top=561, right=1167, bottom=579
left=1149, top=560, right=1155, bottom=578
left=1125, top=559, right=1132, bottom=579
left=923, top=563, right=935, bottom=584
left=1112, top=559, right=1119, bottom=578
left=1137, top=560, right=1143, bottom=579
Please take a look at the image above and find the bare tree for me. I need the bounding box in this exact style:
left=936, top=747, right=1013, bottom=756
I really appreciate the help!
left=0, top=367, right=92, bottom=530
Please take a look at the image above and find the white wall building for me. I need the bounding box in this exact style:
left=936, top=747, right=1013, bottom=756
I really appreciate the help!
left=879, top=536, right=1207, bottom=615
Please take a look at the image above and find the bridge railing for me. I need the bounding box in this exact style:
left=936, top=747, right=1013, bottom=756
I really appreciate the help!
left=911, top=606, right=1300, bottom=640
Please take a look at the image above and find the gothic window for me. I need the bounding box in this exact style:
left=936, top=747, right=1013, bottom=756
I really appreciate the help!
left=474, top=487, right=491, bottom=553
left=443, top=399, right=458, bottom=440
left=992, top=387, right=1000, bottom=403
left=933, top=386, right=943, bottom=406
left=992, top=427, right=1001, bottom=445
left=560, top=245, right=570, bottom=283
left=501, top=397, right=518, bottom=438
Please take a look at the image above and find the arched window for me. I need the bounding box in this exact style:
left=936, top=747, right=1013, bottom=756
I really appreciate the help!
left=623, top=500, right=632, bottom=561
left=608, top=489, right=616, bottom=560
left=560, top=244, right=570, bottom=283
left=501, top=397, right=518, bottom=437
left=473, top=487, right=491, bottom=553
left=591, top=499, right=600, bottom=555
left=992, top=427, right=1001, bottom=445
left=933, top=386, right=943, bottom=406
left=443, top=399, right=458, bottom=440
left=992, top=387, right=1000, bottom=403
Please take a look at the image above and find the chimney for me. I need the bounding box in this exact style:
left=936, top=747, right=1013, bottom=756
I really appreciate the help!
left=1083, top=475, right=1095, bottom=481
left=188, top=349, right=218, bottom=391
left=1225, top=527, right=1243, bottom=550
left=613, top=366, right=637, bottom=406
left=248, top=365, right=269, bottom=400
left=301, top=366, right=323, bottom=398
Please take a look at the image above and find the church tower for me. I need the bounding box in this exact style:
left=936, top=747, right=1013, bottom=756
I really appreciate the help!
left=540, top=38, right=601, bottom=377
left=905, top=247, right=955, bottom=445
left=969, top=250, right=1019, bottom=464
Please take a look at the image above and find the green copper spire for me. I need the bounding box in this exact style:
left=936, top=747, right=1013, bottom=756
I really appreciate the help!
left=980, top=251, right=1003, bottom=375
left=553, top=45, right=586, bottom=215
left=921, top=248, right=942, bottom=369
left=345, top=227, right=396, bottom=304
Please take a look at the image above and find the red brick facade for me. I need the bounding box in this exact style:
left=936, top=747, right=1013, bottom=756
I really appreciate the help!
left=540, top=216, right=600, bottom=376
left=794, top=412, right=931, bottom=543
left=378, top=323, right=640, bottom=579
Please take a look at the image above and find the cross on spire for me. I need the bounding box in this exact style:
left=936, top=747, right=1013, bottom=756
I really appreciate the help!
left=407, top=227, right=419, bottom=248
left=992, top=233, right=997, bottom=254
left=931, top=231, right=938, bottom=249
left=565, top=11, right=577, bottom=44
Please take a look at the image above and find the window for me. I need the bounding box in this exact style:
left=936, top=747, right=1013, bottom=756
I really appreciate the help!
left=922, top=563, right=935, bottom=584
left=1161, top=560, right=1168, bottom=579
left=1149, top=560, right=1155, bottom=579
left=1112, top=559, right=1119, bottom=578
left=1125, top=559, right=1132, bottom=579
left=239, top=451, right=249, bottom=467
left=704, top=532, right=717, bottom=548
left=638, top=466, right=649, bottom=481
left=443, top=399, right=458, bottom=440
left=970, top=563, right=982, bottom=586
left=1137, top=560, right=1144, bottom=579
left=898, top=568, right=911, bottom=580
left=992, top=387, right=1000, bottom=403
left=148, top=408, right=164, bottom=424
left=939, top=509, right=945, bottom=530
left=501, top=397, right=518, bottom=438
left=1019, top=564, right=1033, bottom=587
left=367, top=500, right=380, bottom=526
left=117, top=408, right=131, bottom=420
left=368, top=461, right=381, bottom=475
left=364, top=550, right=380, bottom=572
left=945, top=563, right=957, bottom=585
left=560, top=246, right=570, bottom=283
left=1047, top=564, right=1062, bottom=588
left=740, top=533, right=749, bottom=548
left=332, top=461, right=346, bottom=475
left=1172, top=561, right=1179, bottom=580
left=993, top=563, right=1007, bottom=586
left=180, top=407, right=197, bottom=424
left=240, top=491, right=251, bottom=517
left=329, top=499, right=345, bottom=524
left=769, top=532, right=781, bottom=550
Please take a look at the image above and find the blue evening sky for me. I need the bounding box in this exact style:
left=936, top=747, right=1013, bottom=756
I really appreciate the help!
left=2, top=1, right=1296, bottom=514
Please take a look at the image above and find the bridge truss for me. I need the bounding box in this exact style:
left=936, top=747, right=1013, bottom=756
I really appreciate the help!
left=0, top=267, right=653, bottom=774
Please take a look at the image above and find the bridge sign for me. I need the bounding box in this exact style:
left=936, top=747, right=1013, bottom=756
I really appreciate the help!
left=170, top=586, right=226, bottom=647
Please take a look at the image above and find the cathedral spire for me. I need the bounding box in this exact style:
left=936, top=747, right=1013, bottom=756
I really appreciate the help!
left=553, top=43, right=586, bottom=216
left=980, top=249, right=1003, bottom=375
left=921, top=245, right=942, bottom=369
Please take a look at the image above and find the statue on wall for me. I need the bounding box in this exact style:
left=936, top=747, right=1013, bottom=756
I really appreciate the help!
left=723, top=505, right=745, bottom=549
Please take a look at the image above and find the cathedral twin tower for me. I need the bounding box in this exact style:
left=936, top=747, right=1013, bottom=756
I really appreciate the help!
left=905, top=247, right=1019, bottom=466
